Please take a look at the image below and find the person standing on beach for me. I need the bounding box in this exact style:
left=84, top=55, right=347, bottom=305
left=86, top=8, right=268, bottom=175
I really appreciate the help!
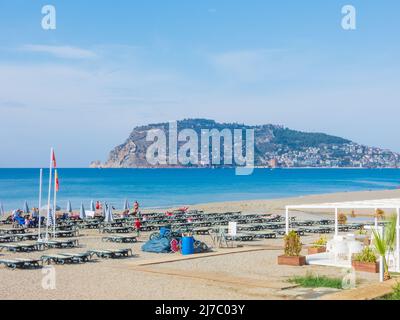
left=134, top=218, right=141, bottom=237
left=133, top=201, right=139, bottom=215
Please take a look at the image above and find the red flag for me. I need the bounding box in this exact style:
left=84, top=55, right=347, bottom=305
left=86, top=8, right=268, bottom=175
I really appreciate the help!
left=52, top=150, right=57, bottom=168
left=55, top=170, right=59, bottom=192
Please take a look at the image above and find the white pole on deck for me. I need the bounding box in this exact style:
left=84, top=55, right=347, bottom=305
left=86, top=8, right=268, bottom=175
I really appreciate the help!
left=285, top=207, right=289, bottom=235
left=334, top=208, right=338, bottom=236
left=374, top=208, right=378, bottom=229
left=38, top=169, right=43, bottom=241
left=45, top=147, right=53, bottom=241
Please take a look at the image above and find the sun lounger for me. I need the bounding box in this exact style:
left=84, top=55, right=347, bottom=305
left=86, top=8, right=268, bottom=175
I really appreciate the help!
left=14, top=233, right=40, bottom=241
left=0, top=258, right=41, bottom=269
left=56, top=252, right=91, bottom=263
left=53, top=230, right=79, bottom=238
left=193, top=227, right=211, bottom=235
left=102, top=235, right=137, bottom=243
left=88, top=248, right=133, bottom=259
left=0, top=242, right=42, bottom=253
left=0, top=235, right=15, bottom=243
left=100, top=226, right=134, bottom=234
left=45, top=239, right=79, bottom=249
left=41, top=252, right=89, bottom=265
left=225, top=233, right=255, bottom=242
left=0, top=228, right=27, bottom=235
left=251, top=232, right=277, bottom=239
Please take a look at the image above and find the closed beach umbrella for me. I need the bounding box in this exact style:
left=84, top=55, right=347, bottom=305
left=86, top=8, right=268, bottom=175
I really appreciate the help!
left=0, top=202, right=5, bottom=216
left=24, top=201, right=30, bottom=214
left=66, top=201, right=72, bottom=213
left=79, top=203, right=86, bottom=220
left=101, top=204, right=107, bottom=217
left=90, top=200, right=95, bottom=212
left=123, top=199, right=129, bottom=211
left=47, top=208, right=54, bottom=226
left=105, top=206, right=114, bottom=223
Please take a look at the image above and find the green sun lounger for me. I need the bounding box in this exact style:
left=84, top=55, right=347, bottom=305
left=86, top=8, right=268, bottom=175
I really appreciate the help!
left=45, top=239, right=79, bottom=249
left=0, top=258, right=41, bottom=269
left=88, top=248, right=133, bottom=259
left=41, top=253, right=87, bottom=265
left=0, top=243, right=42, bottom=253
left=101, top=235, right=137, bottom=243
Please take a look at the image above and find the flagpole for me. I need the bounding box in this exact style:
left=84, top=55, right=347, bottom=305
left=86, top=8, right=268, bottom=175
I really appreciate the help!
left=38, top=168, right=43, bottom=241
left=53, top=169, right=57, bottom=238
left=45, top=147, right=53, bottom=241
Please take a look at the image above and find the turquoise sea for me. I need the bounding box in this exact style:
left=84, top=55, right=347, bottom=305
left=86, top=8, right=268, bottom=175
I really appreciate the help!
left=1, top=168, right=400, bottom=211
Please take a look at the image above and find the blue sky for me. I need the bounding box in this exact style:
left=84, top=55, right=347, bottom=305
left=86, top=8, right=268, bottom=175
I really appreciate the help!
left=0, top=0, right=399, bottom=167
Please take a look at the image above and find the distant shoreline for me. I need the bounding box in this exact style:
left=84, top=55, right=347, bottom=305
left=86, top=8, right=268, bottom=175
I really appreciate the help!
left=2, top=167, right=400, bottom=170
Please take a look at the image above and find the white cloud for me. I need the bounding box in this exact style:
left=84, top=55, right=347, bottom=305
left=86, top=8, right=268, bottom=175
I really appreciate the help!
left=21, top=44, right=97, bottom=59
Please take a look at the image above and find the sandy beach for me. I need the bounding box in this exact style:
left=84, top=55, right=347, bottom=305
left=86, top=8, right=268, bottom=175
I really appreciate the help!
left=1, top=188, right=398, bottom=300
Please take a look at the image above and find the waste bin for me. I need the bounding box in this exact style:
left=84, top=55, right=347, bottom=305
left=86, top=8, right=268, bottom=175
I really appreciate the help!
left=181, top=236, right=194, bottom=255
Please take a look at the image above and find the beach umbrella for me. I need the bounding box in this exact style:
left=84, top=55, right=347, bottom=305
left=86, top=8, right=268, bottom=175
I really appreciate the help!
left=101, top=204, right=107, bottom=217
left=0, top=202, right=5, bottom=217
left=79, top=203, right=86, bottom=220
left=23, top=201, right=30, bottom=214
left=66, top=201, right=72, bottom=213
left=105, top=206, right=114, bottom=223
left=47, top=208, right=54, bottom=226
left=90, top=200, right=95, bottom=212
left=123, top=199, right=129, bottom=211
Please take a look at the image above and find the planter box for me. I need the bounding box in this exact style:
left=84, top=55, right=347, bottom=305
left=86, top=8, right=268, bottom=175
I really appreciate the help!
left=308, top=247, right=326, bottom=255
left=352, top=261, right=379, bottom=273
left=277, top=255, right=306, bottom=266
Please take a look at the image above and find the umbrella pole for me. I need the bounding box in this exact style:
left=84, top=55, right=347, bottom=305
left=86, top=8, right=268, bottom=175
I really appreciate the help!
left=38, top=169, right=43, bottom=241
left=45, top=148, right=53, bottom=241
left=53, top=170, right=57, bottom=238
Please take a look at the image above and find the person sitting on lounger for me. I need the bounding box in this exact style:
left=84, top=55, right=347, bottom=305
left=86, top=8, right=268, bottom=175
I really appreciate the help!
left=122, top=209, right=129, bottom=217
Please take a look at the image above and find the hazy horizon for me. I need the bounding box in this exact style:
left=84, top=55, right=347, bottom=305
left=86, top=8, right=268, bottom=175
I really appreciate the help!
left=1, top=1, right=400, bottom=167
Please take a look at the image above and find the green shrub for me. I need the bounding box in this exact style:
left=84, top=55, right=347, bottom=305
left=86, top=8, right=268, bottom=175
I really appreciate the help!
left=382, top=282, right=400, bottom=300
left=284, top=231, right=302, bottom=256
left=289, top=272, right=343, bottom=289
left=312, top=236, right=327, bottom=248
left=353, top=247, right=377, bottom=263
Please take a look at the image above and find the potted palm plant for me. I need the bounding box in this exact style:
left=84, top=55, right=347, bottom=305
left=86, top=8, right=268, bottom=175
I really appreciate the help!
left=352, top=247, right=379, bottom=273
left=278, top=231, right=306, bottom=266
left=372, top=214, right=397, bottom=281
left=308, top=236, right=327, bottom=255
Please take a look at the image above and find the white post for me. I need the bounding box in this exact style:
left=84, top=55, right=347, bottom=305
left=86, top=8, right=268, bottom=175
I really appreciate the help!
left=285, top=207, right=289, bottom=235
left=374, top=208, right=378, bottom=229
left=45, top=147, right=53, bottom=241
left=53, top=169, right=57, bottom=238
left=396, top=208, right=400, bottom=272
left=334, top=208, right=338, bottom=236
left=38, top=169, right=43, bottom=241
left=379, top=256, right=384, bottom=282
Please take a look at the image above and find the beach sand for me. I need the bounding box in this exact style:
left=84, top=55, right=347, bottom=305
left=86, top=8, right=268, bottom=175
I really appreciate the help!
left=1, top=188, right=398, bottom=300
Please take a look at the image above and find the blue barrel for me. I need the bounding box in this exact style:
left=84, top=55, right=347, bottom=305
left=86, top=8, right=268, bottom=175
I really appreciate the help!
left=181, top=236, right=194, bottom=255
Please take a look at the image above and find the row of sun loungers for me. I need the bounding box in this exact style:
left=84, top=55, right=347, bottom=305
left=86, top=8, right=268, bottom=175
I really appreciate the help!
left=0, top=248, right=134, bottom=269
left=0, top=239, right=80, bottom=253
